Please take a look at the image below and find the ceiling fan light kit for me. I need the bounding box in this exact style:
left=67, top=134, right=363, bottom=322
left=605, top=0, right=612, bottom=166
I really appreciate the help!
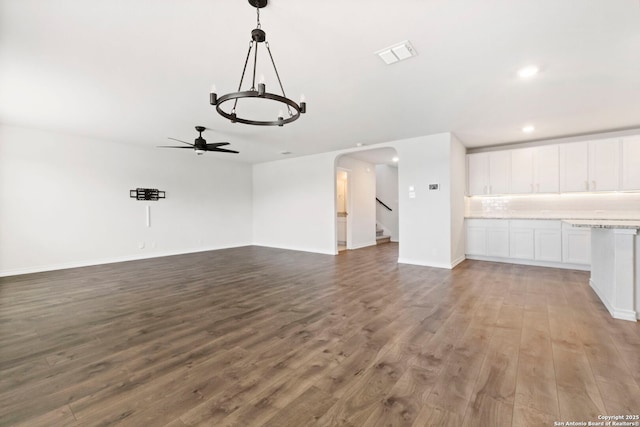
left=209, top=0, right=306, bottom=127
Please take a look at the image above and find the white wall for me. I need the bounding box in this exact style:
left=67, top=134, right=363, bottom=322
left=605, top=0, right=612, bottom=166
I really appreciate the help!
left=337, top=156, right=376, bottom=250
left=251, top=132, right=462, bottom=268
left=395, top=133, right=456, bottom=268
left=450, top=134, right=467, bottom=266
left=375, top=164, right=399, bottom=242
left=0, top=124, right=253, bottom=276
left=252, top=153, right=337, bottom=254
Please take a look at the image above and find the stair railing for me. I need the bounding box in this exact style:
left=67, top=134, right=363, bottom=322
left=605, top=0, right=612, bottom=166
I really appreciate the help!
left=376, top=197, right=392, bottom=211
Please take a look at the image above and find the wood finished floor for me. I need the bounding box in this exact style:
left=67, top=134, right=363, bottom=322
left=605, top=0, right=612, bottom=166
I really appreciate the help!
left=1, top=243, right=639, bottom=426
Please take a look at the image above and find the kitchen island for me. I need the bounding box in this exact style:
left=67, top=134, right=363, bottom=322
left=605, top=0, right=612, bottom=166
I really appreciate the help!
left=564, top=219, right=640, bottom=321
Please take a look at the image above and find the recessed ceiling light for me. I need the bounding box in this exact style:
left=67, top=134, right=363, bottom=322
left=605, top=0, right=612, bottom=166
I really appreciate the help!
left=518, top=65, right=539, bottom=79
left=280, top=151, right=292, bottom=155
left=522, top=125, right=535, bottom=133
left=356, top=143, right=365, bottom=147
left=392, top=157, right=399, bottom=162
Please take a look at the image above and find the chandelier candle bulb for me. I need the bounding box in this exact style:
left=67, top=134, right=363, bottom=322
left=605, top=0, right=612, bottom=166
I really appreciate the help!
left=299, top=94, right=306, bottom=113
left=209, top=84, right=218, bottom=105
left=258, top=83, right=266, bottom=96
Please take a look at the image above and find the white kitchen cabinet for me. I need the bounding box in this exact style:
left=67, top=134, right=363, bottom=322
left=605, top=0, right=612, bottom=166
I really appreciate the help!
left=535, top=229, right=562, bottom=262
left=467, top=153, right=489, bottom=196
left=510, top=148, right=534, bottom=194
left=465, top=219, right=586, bottom=269
left=621, top=135, right=640, bottom=190
left=466, top=219, right=509, bottom=256
left=487, top=227, right=510, bottom=257
left=510, top=146, right=559, bottom=194
left=589, top=138, right=620, bottom=191
left=534, top=145, right=559, bottom=193
left=467, top=152, right=510, bottom=195
left=562, top=223, right=591, bottom=265
left=559, top=139, right=620, bottom=192
left=509, top=220, right=535, bottom=259
left=466, top=226, right=487, bottom=256
left=559, top=142, right=589, bottom=192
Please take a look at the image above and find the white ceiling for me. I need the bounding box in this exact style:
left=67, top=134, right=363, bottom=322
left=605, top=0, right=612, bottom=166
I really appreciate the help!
left=1, top=0, right=639, bottom=163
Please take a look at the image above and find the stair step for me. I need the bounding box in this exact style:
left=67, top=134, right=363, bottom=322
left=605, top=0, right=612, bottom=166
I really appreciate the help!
left=376, top=236, right=391, bottom=244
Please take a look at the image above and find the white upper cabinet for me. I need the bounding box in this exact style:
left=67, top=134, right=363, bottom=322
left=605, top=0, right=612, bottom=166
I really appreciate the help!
left=488, top=151, right=510, bottom=194
left=510, top=146, right=559, bottom=194
left=589, top=138, right=620, bottom=191
left=534, top=145, right=560, bottom=193
left=621, top=135, right=640, bottom=190
left=559, top=142, right=589, bottom=192
left=468, top=135, right=635, bottom=196
left=559, top=139, right=620, bottom=192
left=467, top=153, right=489, bottom=195
left=468, top=152, right=510, bottom=195
left=510, top=148, right=534, bottom=194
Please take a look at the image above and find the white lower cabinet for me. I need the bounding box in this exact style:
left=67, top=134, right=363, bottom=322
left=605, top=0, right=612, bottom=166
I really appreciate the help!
left=466, top=219, right=508, bottom=256
left=466, top=226, right=487, bottom=255
left=466, top=219, right=589, bottom=269
left=562, top=223, right=591, bottom=264
left=509, top=221, right=535, bottom=259
left=487, top=227, right=510, bottom=257
left=535, top=228, right=562, bottom=262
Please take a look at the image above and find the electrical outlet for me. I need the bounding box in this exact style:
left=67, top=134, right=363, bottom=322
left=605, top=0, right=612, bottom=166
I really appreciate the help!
left=429, top=184, right=439, bottom=190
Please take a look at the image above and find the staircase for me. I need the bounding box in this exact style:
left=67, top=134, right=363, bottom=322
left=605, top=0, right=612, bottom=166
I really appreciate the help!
left=376, top=226, right=391, bottom=245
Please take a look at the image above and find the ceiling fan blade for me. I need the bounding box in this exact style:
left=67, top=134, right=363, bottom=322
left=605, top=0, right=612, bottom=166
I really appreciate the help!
left=208, top=147, right=240, bottom=154
left=168, top=137, right=194, bottom=146
left=205, top=142, right=230, bottom=148
left=158, top=146, right=195, bottom=149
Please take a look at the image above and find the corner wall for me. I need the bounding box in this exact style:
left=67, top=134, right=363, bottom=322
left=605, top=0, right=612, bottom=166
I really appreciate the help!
left=395, top=133, right=455, bottom=268
left=450, top=134, right=467, bottom=266
left=252, top=132, right=462, bottom=268
left=252, top=152, right=337, bottom=254
left=0, top=124, right=253, bottom=276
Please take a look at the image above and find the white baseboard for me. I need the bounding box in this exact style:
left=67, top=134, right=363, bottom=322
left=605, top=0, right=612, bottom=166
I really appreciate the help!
left=0, top=243, right=251, bottom=278
left=349, top=241, right=377, bottom=250
left=451, top=256, right=466, bottom=268
left=397, top=257, right=455, bottom=270
left=465, top=255, right=590, bottom=271
left=252, top=243, right=336, bottom=256
left=590, top=279, right=638, bottom=322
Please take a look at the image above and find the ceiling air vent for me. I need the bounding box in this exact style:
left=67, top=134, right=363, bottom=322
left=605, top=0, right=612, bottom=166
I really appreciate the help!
left=375, top=40, right=417, bottom=65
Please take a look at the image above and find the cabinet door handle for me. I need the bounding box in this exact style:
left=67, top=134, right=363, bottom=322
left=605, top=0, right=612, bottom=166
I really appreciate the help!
left=592, top=180, right=596, bottom=190
left=584, top=180, right=589, bottom=191
left=483, top=185, right=487, bottom=194
left=530, top=183, right=534, bottom=192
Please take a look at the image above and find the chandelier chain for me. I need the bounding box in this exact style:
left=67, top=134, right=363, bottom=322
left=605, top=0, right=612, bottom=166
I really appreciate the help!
left=233, top=41, right=255, bottom=113
left=265, top=41, right=293, bottom=116
left=251, top=40, right=259, bottom=90
left=256, top=6, right=261, bottom=29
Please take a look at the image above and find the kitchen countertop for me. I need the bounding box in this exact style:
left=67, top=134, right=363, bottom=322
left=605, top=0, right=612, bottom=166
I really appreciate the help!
left=466, top=216, right=640, bottom=221
left=562, top=219, right=640, bottom=229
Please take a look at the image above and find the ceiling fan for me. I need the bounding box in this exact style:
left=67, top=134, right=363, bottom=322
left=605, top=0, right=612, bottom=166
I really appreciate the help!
left=159, top=126, right=239, bottom=155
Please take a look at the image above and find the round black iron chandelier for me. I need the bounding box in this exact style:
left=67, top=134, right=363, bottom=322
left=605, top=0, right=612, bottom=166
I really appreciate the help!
left=209, top=0, right=306, bottom=127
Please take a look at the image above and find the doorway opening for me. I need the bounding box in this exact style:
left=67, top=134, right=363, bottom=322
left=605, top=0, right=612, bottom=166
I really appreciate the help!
left=334, top=147, right=399, bottom=254
left=336, top=168, right=349, bottom=252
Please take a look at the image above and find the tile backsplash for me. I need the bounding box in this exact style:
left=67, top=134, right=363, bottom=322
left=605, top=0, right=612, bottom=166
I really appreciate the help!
left=466, top=192, right=640, bottom=219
